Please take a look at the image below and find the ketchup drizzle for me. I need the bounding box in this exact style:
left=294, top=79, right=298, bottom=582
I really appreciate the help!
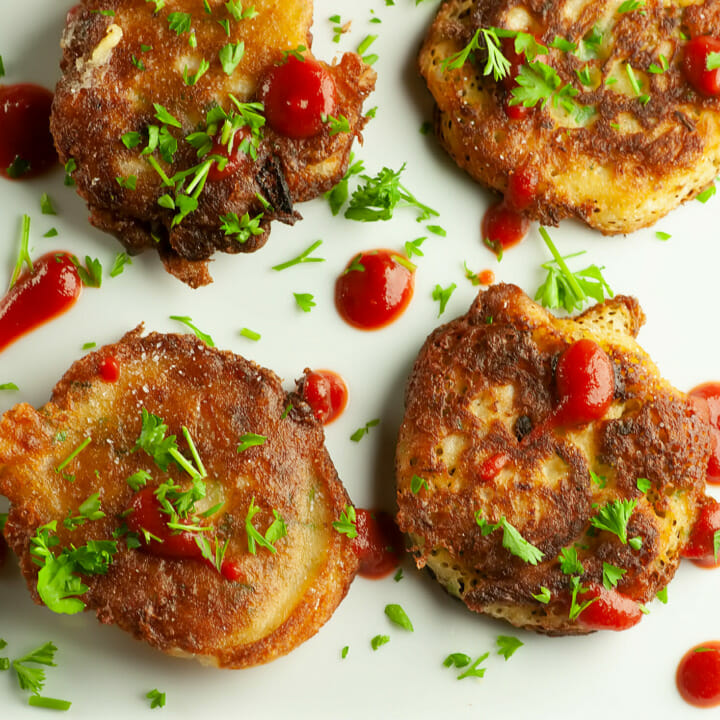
left=0, top=84, right=58, bottom=179
left=0, top=253, right=82, bottom=353
left=351, top=508, right=403, bottom=579
left=688, top=383, right=720, bottom=485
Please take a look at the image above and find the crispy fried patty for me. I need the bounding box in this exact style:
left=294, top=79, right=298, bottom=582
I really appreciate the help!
left=52, top=0, right=375, bottom=286
left=396, top=284, right=710, bottom=634
left=420, top=0, right=720, bottom=233
left=0, top=329, right=357, bottom=667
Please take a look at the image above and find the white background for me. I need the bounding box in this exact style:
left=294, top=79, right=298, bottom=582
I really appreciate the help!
left=1, top=1, right=719, bottom=717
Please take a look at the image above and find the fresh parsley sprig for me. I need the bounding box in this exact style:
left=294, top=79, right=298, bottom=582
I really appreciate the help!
left=475, top=512, right=544, bottom=564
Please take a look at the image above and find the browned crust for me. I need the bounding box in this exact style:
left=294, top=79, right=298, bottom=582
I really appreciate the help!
left=419, top=0, right=720, bottom=233
left=0, top=329, right=358, bottom=667
left=51, top=0, right=376, bottom=286
left=396, top=284, right=710, bottom=634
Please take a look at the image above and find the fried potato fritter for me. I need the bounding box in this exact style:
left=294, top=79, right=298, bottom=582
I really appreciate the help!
left=420, top=0, right=720, bottom=233
left=396, top=284, right=710, bottom=634
left=52, top=0, right=375, bottom=286
left=0, top=329, right=357, bottom=667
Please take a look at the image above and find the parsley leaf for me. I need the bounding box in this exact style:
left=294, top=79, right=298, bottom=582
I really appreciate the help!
left=71, top=255, right=102, bottom=288
left=169, top=315, right=215, bottom=346
left=457, top=652, right=489, bottom=679
left=443, top=652, right=471, bottom=668
left=410, top=475, right=428, bottom=494
left=496, top=635, right=523, bottom=660
left=558, top=546, right=584, bottom=575
left=332, top=505, right=358, bottom=538
left=350, top=418, right=380, bottom=442
left=293, top=292, right=316, bottom=312
left=219, top=41, right=245, bottom=75
left=432, top=283, right=456, bottom=316
left=325, top=155, right=364, bottom=215
left=532, top=586, right=551, bottom=603
left=167, top=12, right=192, bottom=34
left=110, top=252, right=132, bottom=278
left=146, top=688, right=166, bottom=709
left=636, top=477, right=651, bottom=493
left=475, top=512, right=544, bottom=564
left=244, top=497, right=286, bottom=554
left=371, top=634, right=390, bottom=650
left=385, top=604, right=414, bottom=631
left=237, top=433, right=266, bottom=452
left=12, top=642, right=57, bottom=695
left=602, top=562, right=626, bottom=590
left=220, top=211, right=264, bottom=243
left=590, top=498, right=637, bottom=544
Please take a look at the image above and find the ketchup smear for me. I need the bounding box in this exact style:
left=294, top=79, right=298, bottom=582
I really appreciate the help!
left=482, top=167, right=537, bottom=256
left=126, top=488, right=242, bottom=581
left=689, top=383, right=720, bottom=485
left=302, top=369, right=348, bottom=424
left=576, top=583, right=643, bottom=631
left=335, top=249, right=415, bottom=330
left=260, top=55, right=337, bottom=139
left=99, top=356, right=121, bottom=383
left=207, top=128, right=252, bottom=182
left=0, top=253, right=82, bottom=353
left=682, top=498, right=720, bottom=569
left=0, top=84, right=58, bottom=179
left=683, top=36, right=720, bottom=97
left=677, top=642, right=720, bottom=708
left=352, top=508, right=403, bottom=579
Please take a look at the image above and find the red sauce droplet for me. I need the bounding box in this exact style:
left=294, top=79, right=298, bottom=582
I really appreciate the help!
left=576, top=583, right=643, bottom=631
left=683, top=36, right=720, bottom=97
left=688, top=382, right=720, bottom=485
left=479, top=452, right=508, bottom=481
left=506, top=167, right=538, bottom=211
left=682, top=498, right=720, bottom=568
left=335, top=249, right=415, bottom=330
left=677, top=642, right=720, bottom=708
left=478, top=269, right=495, bottom=285
left=207, top=129, right=252, bottom=182
left=260, top=55, right=337, bottom=139
left=554, top=339, right=614, bottom=426
left=302, top=369, right=348, bottom=424
left=126, top=488, right=241, bottom=579
left=99, top=356, right=120, bottom=383
left=482, top=201, right=529, bottom=255
left=352, top=509, right=403, bottom=578
left=0, top=253, right=82, bottom=353
left=0, top=84, right=58, bottom=179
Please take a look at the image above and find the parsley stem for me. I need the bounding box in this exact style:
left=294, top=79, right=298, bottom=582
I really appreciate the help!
left=55, top=437, right=91, bottom=473
left=539, top=227, right=585, bottom=301
left=145, top=156, right=174, bottom=187
left=182, top=426, right=206, bottom=478
left=28, top=696, right=72, bottom=711
left=271, top=240, right=325, bottom=271
left=168, top=447, right=201, bottom=480
left=9, top=214, right=33, bottom=290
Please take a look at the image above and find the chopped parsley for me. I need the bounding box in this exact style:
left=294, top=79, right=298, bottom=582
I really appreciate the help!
left=410, top=475, right=428, bottom=494
left=245, top=498, right=287, bottom=554
left=590, top=498, right=637, bottom=544
left=9, top=214, right=33, bottom=289
left=169, top=315, right=214, bottom=346
left=357, top=35, right=378, bottom=65
left=457, top=652, right=489, bottom=679
left=532, top=586, right=551, bottom=603
left=325, top=154, right=364, bottom=215
left=71, top=255, right=103, bottom=288
left=385, top=604, right=414, bottom=631
left=405, top=237, right=426, bottom=259
left=63, top=493, right=105, bottom=530
left=110, top=252, right=132, bottom=278
left=341, top=645, right=349, bottom=659
left=496, top=635, right=523, bottom=660
left=656, top=587, right=668, bottom=604
left=220, top=211, right=264, bottom=243
left=167, top=12, right=192, bottom=35
left=219, top=41, right=245, bottom=75
left=332, top=505, right=358, bottom=538
left=0, top=382, right=19, bottom=391
left=146, top=689, right=166, bottom=709
left=697, top=182, right=717, bottom=204
left=568, top=576, right=597, bottom=619
left=40, top=193, right=56, bottom=215
left=0, top=55, right=4, bottom=78
left=293, top=293, right=316, bottom=312
left=350, top=418, right=380, bottom=442
left=636, top=477, right=651, bottom=493
left=239, top=327, right=261, bottom=341
left=431, top=283, right=456, bottom=316
left=558, top=546, right=584, bottom=575
left=237, top=433, right=267, bottom=452
left=475, top=512, right=544, bottom=564
left=393, top=568, right=404, bottom=582
left=443, top=653, right=471, bottom=669
left=617, top=0, right=645, bottom=13
left=272, top=240, right=325, bottom=271
left=322, top=113, right=350, bottom=135
left=370, top=634, right=390, bottom=650
left=602, top=562, right=626, bottom=590
left=442, top=27, right=510, bottom=80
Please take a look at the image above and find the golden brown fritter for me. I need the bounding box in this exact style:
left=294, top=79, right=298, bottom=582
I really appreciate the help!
left=0, top=329, right=357, bottom=667
left=420, top=0, right=720, bottom=233
left=52, top=0, right=375, bottom=286
left=396, top=284, right=710, bottom=634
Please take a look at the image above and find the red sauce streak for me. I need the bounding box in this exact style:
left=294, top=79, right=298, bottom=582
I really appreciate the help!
left=126, top=488, right=240, bottom=581
left=576, top=583, right=643, bottom=631
left=478, top=269, right=495, bottom=285
left=335, top=249, right=415, bottom=330
left=207, top=129, right=252, bottom=182
left=689, top=383, right=720, bottom=485
left=482, top=201, right=529, bottom=255
left=260, top=55, right=337, bottom=139
left=302, top=369, right=348, bottom=425
left=683, top=36, right=720, bottom=97
left=682, top=498, right=720, bottom=569
left=554, top=339, right=614, bottom=427
left=352, top=509, right=403, bottom=579
left=479, top=452, right=508, bottom=481
left=0, top=253, right=82, bottom=353
left=0, top=84, right=58, bottom=180
left=677, top=642, right=720, bottom=708
left=99, top=356, right=120, bottom=383
left=675, top=640, right=720, bottom=707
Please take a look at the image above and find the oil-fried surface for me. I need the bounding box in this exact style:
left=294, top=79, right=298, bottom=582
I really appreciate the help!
left=52, top=0, right=375, bottom=286
left=0, top=329, right=357, bottom=667
left=396, top=284, right=710, bottom=634
left=420, top=0, right=720, bottom=233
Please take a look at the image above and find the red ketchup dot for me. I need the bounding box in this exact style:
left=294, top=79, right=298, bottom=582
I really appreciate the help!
left=683, top=36, right=720, bottom=97
left=576, top=583, right=643, bottom=631
left=682, top=498, right=720, bottom=569
left=126, top=488, right=242, bottom=579
left=302, top=369, right=348, bottom=425
left=482, top=201, right=529, bottom=255
left=0, top=84, right=58, bottom=179
left=688, top=382, right=720, bottom=485
left=351, top=509, right=403, bottom=579
left=677, top=642, right=720, bottom=708
left=478, top=452, right=508, bottom=481
left=260, top=55, right=337, bottom=139
left=99, top=356, right=120, bottom=383
left=207, top=129, right=252, bottom=182
left=478, top=269, right=495, bottom=285
left=335, top=249, right=415, bottom=330
left=554, top=339, right=614, bottom=426
left=0, top=253, right=82, bottom=354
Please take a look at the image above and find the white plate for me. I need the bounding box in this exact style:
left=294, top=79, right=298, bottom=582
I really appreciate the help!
left=1, top=2, right=719, bottom=718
